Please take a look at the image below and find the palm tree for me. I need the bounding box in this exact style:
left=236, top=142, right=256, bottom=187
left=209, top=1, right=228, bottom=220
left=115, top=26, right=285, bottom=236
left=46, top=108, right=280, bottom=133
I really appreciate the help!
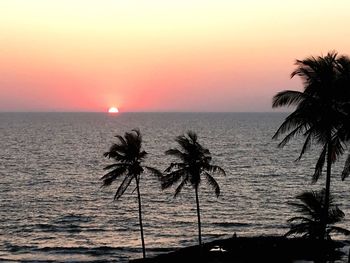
left=101, top=129, right=161, bottom=258
left=336, top=55, right=350, bottom=181
left=285, top=189, right=349, bottom=240
left=162, top=131, right=226, bottom=245
left=272, top=51, right=350, bottom=239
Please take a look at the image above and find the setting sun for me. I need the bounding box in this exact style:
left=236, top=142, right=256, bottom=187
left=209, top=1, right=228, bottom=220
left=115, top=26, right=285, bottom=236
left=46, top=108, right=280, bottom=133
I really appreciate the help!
left=108, top=107, right=119, bottom=113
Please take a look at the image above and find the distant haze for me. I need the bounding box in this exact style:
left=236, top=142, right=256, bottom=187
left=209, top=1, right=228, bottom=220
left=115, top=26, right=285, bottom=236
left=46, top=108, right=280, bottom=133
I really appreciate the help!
left=1, top=0, right=350, bottom=112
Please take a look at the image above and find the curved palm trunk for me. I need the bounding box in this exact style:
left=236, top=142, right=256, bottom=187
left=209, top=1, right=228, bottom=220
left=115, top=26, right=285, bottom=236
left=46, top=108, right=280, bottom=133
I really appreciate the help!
left=195, top=186, right=202, bottom=246
left=135, top=177, right=146, bottom=258
left=322, top=140, right=332, bottom=240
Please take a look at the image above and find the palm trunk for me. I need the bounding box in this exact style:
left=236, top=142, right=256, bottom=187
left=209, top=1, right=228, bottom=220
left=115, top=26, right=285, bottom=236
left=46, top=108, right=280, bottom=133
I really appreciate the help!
left=323, top=140, right=332, bottom=240
left=135, top=177, right=146, bottom=258
left=195, top=186, right=202, bottom=246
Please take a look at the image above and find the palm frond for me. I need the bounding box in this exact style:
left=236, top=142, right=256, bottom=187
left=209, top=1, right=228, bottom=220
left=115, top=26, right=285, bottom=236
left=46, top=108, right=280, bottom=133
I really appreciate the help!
left=164, top=162, right=186, bottom=173
left=296, top=191, right=324, bottom=213
left=115, top=134, right=127, bottom=146
left=205, top=165, right=226, bottom=176
left=204, top=172, right=220, bottom=197
left=285, top=222, right=314, bottom=237
left=296, top=130, right=313, bottom=161
left=272, top=90, right=307, bottom=108
left=277, top=123, right=306, bottom=148
left=287, top=216, right=313, bottom=223
left=328, top=206, right=345, bottom=223
left=174, top=178, right=188, bottom=198
left=328, top=226, right=350, bottom=236
left=114, top=174, right=134, bottom=200
left=272, top=110, right=307, bottom=140
left=103, top=144, right=125, bottom=159
left=100, top=166, right=128, bottom=187
left=341, top=153, right=350, bottom=180
left=175, top=135, right=192, bottom=151
left=287, top=202, right=316, bottom=219
left=161, top=169, right=186, bottom=189
left=331, top=137, right=345, bottom=163
left=313, top=144, right=327, bottom=182
left=187, top=131, right=198, bottom=142
left=131, top=128, right=141, bottom=137
left=139, top=150, right=148, bottom=160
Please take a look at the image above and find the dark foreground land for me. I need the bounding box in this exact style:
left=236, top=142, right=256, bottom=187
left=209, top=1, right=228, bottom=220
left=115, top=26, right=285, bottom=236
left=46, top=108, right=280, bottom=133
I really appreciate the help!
left=130, top=236, right=346, bottom=263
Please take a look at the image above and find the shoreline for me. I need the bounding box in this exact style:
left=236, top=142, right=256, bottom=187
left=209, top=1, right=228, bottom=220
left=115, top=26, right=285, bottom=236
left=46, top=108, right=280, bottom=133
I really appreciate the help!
left=130, top=236, right=348, bottom=263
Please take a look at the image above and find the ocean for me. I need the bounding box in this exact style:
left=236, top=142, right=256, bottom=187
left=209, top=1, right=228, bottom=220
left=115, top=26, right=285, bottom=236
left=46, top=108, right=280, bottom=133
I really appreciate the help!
left=1, top=112, right=350, bottom=262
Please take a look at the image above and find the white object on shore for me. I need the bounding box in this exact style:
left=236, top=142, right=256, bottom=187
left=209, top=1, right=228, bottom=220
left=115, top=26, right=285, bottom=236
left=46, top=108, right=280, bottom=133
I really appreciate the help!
left=210, top=246, right=227, bottom=252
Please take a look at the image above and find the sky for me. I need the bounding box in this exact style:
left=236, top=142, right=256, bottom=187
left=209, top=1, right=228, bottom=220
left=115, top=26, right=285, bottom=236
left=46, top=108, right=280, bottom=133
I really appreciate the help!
left=1, top=0, right=350, bottom=112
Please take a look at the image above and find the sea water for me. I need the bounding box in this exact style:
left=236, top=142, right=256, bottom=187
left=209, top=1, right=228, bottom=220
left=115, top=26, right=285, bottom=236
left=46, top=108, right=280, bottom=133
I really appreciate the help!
left=1, top=112, right=350, bottom=262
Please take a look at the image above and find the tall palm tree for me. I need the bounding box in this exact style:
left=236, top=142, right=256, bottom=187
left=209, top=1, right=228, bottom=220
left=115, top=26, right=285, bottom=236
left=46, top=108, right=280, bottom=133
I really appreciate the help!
left=272, top=51, right=350, bottom=240
left=285, top=189, right=349, bottom=240
left=336, top=55, right=350, bottom=180
left=162, top=131, right=226, bottom=245
left=101, top=129, right=161, bottom=258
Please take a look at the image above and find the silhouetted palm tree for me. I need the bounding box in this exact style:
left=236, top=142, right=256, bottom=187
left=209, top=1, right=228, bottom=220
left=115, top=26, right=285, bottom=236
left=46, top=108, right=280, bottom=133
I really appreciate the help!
left=285, top=190, right=349, bottom=240
left=162, top=131, right=225, bottom=245
left=336, top=55, right=350, bottom=181
left=272, top=51, right=350, bottom=239
left=101, top=129, right=161, bottom=258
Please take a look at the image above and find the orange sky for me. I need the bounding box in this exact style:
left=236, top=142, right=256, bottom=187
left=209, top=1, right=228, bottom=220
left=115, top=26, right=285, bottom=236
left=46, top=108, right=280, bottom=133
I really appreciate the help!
left=1, top=0, right=350, bottom=112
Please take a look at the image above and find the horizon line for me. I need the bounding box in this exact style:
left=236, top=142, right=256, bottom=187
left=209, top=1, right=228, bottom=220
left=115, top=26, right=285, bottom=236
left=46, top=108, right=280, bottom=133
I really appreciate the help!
left=0, top=110, right=290, bottom=113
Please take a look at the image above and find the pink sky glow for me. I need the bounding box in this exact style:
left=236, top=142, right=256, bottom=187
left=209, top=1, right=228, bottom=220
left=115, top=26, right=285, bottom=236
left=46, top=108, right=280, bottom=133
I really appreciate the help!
left=1, top=1, right=350, bottom=112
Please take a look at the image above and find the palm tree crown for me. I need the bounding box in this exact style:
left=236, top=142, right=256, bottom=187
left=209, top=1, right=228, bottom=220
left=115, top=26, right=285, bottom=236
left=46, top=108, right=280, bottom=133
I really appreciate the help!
left=162, top=131, right=225, bottom=197
left=272, top=51, right=349, bottom=181
left=101, top=129, right=160, bottom=199
left=162, top=131, right=225, bottom=245
left=101, top=129, right=161, bottom=258
left=285, top=190, right=349, bottom=240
